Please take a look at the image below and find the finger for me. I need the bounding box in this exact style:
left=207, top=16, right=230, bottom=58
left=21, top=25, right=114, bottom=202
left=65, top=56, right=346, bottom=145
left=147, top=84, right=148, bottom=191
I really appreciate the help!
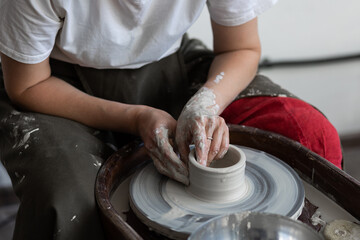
left=206, top=116, right=216, bottom=139
left=207, top=124, right=223, bottom=166
left=164, top=154, right=189, bottom=185
left=173, top=171, right=189, bottom=185
left=150, top=147, right=189, bottom=185
left=179, top=142, right=190, bottom=164
left=160, top=148, right=190, bottom=185
left=167, top=128, right=184, bottom=162
left=217, top=123, right=230, bottom=159
left=148, top=150, right=167, bottom=175
left=204, top=117, right=216, bottom=164
left=157, top=130, right=189, bottom=183
left=147, top=146, right=163, bottom=165
left=167, top=127, right=178, bottom=151
left=158, top=128, right=186, bottom=170
left=168, top=137, right=177, bottom=152
left=163, top=141, right=188, bottom=175
left=193, top=121, right=208, bottom=166
left=175, top=131, right=191, bottom=163
left=176, top=118, right=194, bottom=163
left=151, top=129, right=179, bottom=174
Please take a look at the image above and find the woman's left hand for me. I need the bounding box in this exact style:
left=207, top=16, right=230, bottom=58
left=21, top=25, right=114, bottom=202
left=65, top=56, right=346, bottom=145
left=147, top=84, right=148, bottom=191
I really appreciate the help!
left=176, top=87, right=229, bottom=166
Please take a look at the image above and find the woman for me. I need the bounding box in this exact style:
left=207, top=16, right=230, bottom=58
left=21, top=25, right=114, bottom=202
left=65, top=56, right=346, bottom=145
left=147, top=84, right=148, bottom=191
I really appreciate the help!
left=0, top=0, right=341, bottom=239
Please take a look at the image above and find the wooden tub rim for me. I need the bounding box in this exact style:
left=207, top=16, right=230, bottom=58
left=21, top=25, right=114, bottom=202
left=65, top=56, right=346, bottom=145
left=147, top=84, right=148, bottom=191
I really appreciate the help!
left=95, top=124, right=360, bottom=239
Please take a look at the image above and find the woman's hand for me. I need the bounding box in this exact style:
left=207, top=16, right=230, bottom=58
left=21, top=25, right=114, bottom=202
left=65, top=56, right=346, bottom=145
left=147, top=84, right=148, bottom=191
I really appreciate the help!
left=175, top=18, right=261, bottom=166
left=136, top=106, right=189, bottom=185
left=176, top=87, right=229, bottom=166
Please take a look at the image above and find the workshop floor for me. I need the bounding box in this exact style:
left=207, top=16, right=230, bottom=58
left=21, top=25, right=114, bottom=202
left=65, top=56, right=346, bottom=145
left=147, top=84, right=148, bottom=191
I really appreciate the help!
left=0, top=139, right=359, bottom=239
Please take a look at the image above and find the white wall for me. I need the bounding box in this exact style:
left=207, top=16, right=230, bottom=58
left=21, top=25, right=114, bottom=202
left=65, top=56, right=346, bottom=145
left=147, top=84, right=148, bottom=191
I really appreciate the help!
left=187, top=0, right=360, bottom=135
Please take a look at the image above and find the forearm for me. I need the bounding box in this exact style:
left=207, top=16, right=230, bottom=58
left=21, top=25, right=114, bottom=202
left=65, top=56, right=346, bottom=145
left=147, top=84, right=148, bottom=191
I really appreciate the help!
left=203, top=48, right=260, bottom=114
left=200, top=17, right=261, bottom=114
left=1, top=55, right=188, bottom=184
left=8, top=75, right=144, bottom=134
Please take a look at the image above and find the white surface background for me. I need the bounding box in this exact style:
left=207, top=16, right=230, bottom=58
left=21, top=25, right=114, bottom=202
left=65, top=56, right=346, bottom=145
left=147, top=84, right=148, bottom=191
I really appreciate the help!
left=188, top=0, right=360, bottom=136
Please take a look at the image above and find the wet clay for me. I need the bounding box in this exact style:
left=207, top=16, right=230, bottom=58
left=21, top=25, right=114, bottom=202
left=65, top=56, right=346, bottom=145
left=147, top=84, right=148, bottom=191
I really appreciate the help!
left=187, top=144, right=246, bottom=203
left=129, top=145, right=304, bottom=239
left=209, top=149, right=240, bottom=168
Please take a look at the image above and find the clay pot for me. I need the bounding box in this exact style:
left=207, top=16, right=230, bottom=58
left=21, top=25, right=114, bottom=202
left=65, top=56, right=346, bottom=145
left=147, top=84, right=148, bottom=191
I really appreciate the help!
left=187, top=144, right=246, bottom=203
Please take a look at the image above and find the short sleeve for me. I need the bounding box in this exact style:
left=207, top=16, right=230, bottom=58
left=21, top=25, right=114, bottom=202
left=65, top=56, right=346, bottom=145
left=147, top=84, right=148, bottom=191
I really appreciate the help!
left=207, top=0, right=277, bottom=26
left=0, top=0, right=62, bottom=64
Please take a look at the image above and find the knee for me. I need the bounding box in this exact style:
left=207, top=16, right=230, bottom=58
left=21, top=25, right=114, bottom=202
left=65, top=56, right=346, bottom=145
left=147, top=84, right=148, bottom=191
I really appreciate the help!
left=277, top=98, right=342, bottom=168
left=1, top=109, right=105, bottom=161
left=1, top=110, right=40, bottom=149
left=1, top=110, right=106, bottom=203
left=223, top=97, right=342, bottom=168
left=13, top=169, right=102, bottom=240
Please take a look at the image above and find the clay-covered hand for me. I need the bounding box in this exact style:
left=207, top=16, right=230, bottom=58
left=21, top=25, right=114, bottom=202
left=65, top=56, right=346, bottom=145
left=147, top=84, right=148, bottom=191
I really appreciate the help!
left=176, top=87, right=229, bottom=166
left=136, top=107, right=189, bottom=185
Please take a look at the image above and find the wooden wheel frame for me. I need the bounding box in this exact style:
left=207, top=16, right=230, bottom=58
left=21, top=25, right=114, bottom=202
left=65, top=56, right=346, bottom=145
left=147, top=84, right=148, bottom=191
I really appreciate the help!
left=95, top=125, right=360, bottom=240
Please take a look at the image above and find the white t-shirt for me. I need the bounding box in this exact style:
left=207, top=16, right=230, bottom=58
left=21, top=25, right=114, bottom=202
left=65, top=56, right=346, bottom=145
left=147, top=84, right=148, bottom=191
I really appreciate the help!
left=0, top=0, right=276, bottom=69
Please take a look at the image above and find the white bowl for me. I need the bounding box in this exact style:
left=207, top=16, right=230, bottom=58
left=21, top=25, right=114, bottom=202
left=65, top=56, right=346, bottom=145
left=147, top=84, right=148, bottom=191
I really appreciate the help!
left=189, top=211, right=324, bottom=240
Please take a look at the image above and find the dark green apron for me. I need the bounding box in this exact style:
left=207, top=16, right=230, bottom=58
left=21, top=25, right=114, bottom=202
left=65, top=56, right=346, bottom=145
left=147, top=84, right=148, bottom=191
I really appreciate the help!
left=0, top=36, right=296, bottom=240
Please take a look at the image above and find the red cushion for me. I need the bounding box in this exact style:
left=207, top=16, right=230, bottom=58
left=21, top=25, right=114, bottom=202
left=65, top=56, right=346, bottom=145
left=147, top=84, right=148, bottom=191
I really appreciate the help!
left=221, top=97, right=342, bottom=169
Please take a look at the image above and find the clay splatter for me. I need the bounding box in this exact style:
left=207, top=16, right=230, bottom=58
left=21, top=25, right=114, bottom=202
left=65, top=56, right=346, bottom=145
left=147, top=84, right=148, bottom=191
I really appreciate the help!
left=246, top=88, right=262, bottom=96
left=92, top=156, right=102, bottom=168
left=4, top=112, right=39, bottom=149
left=18, top=128, right=39, bottom=147
left=53, top=229, right=62, bottom=237
left=15, top=172, right=26, bottom=184
left=213, top=72, right=225, bottom=84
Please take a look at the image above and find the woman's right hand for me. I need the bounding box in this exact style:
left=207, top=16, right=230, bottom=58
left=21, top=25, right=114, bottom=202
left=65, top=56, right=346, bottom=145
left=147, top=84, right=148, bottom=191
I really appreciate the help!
left=135, top=106, right=189, bottom=185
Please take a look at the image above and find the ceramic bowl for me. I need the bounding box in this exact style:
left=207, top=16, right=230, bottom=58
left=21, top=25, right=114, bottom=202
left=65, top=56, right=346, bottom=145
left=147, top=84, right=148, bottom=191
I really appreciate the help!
left=188, top=211, right=324, bottom=240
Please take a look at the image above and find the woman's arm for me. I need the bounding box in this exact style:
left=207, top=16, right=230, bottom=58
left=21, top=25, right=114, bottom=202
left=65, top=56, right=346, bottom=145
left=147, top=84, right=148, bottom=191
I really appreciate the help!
left=1, top=54, right=143, bottom=133
left=176, top=18, right=261, bottom=166
left=1, top=53, right=189, bottom=184
left=205, top=17, right=261, bottom=112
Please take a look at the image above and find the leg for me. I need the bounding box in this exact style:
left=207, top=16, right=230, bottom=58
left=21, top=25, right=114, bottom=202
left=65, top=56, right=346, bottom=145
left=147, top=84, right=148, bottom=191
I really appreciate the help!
left=0, top=91, right=113, bottom=240
left=180, top=36, right=342, bottom=167
left=221, top=96, right=342, bottom=168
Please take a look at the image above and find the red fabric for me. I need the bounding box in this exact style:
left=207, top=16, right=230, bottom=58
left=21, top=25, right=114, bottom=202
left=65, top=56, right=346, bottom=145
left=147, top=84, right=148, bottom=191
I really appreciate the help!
left=221, top=96, right=342, bottom=169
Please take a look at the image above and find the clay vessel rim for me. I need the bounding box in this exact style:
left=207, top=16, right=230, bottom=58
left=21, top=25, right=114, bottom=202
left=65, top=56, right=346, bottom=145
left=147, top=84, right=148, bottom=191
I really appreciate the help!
left=188, top=144, right=246, bottom=173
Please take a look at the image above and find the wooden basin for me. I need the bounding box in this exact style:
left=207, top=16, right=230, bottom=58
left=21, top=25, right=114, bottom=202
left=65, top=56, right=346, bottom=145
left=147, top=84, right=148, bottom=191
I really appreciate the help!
left=95, top=125, right=360, bottom=239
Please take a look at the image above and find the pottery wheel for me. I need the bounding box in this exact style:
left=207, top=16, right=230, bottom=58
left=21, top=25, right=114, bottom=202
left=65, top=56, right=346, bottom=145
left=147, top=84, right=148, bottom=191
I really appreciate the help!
left=129, top=146, right=305, bottom=239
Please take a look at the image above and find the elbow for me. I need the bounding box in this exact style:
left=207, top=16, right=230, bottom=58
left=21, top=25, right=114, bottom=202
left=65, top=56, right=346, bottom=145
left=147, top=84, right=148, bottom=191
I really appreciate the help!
left=3, top=77, right=40, bottom=110
left=4, top=85, right=30, bottom=109
left=1, top=53, right=51, bottom=109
